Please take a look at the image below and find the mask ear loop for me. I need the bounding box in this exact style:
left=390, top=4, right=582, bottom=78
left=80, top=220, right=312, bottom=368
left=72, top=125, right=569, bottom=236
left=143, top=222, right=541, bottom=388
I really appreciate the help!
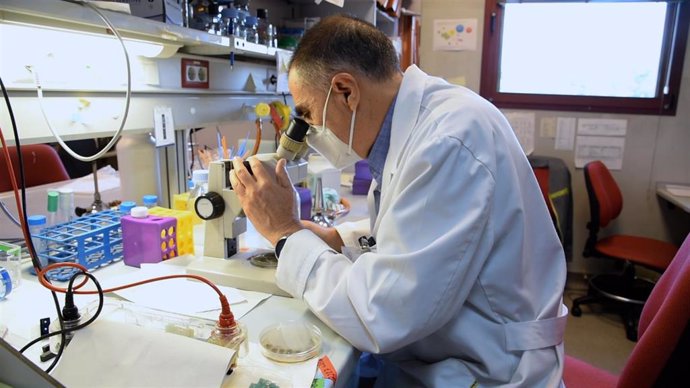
left=347, top=109, right=356, bottom=155
left=322, top=83, right=334, bottom=131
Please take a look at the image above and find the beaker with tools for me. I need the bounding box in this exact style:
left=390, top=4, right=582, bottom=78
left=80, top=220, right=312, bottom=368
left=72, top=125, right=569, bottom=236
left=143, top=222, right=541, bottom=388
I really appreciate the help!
left=311, top=177, right=333, bottom=228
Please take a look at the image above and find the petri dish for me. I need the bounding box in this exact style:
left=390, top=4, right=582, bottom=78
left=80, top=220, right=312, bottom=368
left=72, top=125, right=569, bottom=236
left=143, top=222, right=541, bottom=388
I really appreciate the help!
left=259, top=321, right=322, bottom=363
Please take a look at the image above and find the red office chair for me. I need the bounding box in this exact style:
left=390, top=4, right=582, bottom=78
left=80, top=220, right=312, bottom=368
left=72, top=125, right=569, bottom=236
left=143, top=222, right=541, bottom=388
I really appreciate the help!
left=0, top=144, right=70, bottom=192
left=571, top=161, right=678, bottom=341
left=564, top=232, right=690, bottom=388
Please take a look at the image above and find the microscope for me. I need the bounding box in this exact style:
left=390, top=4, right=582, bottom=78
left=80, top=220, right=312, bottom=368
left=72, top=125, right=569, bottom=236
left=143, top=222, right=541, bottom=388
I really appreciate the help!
left=187, top=118, right=310, bottom=297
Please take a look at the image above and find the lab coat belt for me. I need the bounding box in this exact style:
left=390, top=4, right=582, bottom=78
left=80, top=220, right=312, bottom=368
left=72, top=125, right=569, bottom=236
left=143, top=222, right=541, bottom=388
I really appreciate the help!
left=503, top=305, right=568, bottom=351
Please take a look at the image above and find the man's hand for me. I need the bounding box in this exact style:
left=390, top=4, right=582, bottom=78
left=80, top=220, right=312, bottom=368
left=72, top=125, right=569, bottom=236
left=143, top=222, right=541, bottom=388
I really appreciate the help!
left=229, top=157, right=303, bottom=246
left=301, top=220, right=345, bottom=253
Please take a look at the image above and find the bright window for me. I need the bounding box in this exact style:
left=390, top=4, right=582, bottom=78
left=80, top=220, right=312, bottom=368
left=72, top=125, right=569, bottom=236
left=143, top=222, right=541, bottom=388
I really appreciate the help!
left=480, top=0, right=690, bottom=115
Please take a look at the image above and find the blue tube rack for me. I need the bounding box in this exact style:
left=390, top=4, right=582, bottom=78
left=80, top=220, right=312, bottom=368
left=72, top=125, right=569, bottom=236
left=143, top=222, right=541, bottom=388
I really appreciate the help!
left=33, top=210, right=124, bottom=281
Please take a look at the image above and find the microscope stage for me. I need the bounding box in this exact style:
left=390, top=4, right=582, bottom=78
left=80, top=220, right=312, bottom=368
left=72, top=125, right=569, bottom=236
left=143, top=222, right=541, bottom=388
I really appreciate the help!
left=186, top=250, right=291, bottom=297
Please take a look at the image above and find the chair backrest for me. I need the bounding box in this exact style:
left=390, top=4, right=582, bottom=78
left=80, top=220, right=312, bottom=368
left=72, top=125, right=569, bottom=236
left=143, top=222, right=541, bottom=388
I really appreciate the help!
left=583, top=160, right=623, bottom=256
left=616, top=233, right=690, bottom=388
left=0, top=144, right=70, bottom=192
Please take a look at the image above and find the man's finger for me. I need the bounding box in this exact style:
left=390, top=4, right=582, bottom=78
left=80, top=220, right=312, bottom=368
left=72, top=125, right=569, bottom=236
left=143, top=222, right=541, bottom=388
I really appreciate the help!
left=229, top=170, right=245, bottom=195
left=275, top=159, right=292, bottom=188
left=232, top=157, right=253, bottom=186
left=248, top=157, right=271, bottom=183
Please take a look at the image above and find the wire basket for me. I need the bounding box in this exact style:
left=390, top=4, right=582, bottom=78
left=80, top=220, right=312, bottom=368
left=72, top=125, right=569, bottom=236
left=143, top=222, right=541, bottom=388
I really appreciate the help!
left=34, top=210, right=124, bottom=281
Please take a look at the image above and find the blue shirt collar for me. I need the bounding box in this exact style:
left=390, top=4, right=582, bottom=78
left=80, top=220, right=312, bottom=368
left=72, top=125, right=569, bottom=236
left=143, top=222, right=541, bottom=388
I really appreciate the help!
left=367, top=97, right=396, bottom=185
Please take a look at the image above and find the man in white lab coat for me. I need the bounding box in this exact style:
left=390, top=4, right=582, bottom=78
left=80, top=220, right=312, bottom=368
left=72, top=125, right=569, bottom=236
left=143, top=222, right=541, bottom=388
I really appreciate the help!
left=230, top=14, right=568, bottom=388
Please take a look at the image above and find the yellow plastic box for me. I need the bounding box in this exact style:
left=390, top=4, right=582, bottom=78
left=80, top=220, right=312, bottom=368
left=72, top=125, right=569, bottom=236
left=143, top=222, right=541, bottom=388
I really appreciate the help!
left=148, top=207, right=195, bottom=256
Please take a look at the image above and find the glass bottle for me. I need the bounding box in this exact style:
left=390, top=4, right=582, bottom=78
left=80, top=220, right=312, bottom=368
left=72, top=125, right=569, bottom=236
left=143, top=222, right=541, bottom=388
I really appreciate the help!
left=221, top=8, right=240, bottom=36
left=0, top=249, right=20, bottom=291
left=256, top=8, right=270, bottom=46
left=208, top=321, right=248, bottom=358
left=244, top=16, right=259, bottom=44
left=233, top=0, right=250, bottom=21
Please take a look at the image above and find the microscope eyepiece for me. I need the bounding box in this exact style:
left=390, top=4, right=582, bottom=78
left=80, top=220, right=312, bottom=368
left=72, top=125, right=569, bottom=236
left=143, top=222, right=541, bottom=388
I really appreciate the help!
left=276, top=117, right=310, bottom=160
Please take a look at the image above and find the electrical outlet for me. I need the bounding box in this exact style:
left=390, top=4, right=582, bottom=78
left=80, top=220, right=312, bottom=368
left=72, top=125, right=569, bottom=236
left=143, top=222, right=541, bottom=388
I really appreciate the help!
left=181, top=58, right=209, bottom=89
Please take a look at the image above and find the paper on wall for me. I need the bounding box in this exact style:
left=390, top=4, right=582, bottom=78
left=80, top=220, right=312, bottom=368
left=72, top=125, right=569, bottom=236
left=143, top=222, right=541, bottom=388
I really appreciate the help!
left=575, top=136, right=625, bottom=170
left=577, top=118, right=627, bottom=136
left=555, top=117, right=576, bottom=150
left=504, top=112, right=535, bottom=155
left=433, top=19, right=478, bottom=51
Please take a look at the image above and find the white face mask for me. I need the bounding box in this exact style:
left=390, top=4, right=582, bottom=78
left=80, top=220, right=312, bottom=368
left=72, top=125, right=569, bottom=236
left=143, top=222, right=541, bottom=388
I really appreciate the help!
left=306, top=83, right=361, bottom=170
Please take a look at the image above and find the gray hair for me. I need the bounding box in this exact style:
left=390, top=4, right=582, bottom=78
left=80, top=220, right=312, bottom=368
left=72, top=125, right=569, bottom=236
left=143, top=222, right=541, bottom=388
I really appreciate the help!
left=288, top=14, right=400, bottom=90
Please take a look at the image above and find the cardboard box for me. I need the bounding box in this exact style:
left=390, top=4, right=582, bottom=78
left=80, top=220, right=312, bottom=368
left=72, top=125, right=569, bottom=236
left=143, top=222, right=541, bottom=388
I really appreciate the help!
left=0, top=169, right=122, bottom=239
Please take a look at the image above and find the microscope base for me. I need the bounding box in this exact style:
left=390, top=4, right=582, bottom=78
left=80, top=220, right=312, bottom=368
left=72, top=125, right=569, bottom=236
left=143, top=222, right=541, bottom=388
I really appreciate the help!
left=186, top=251, right=291, bottom=298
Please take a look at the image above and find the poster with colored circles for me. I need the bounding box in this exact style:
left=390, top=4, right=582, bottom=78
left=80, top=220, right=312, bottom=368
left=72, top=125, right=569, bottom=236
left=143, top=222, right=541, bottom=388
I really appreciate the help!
left=433, top=19, right=478, bottom=51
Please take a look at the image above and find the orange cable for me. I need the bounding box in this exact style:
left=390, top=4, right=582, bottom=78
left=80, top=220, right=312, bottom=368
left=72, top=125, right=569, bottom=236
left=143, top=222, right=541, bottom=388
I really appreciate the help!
left=37, top=262, right=236, bottom=328
left=251, top=118, right=262, bottom=156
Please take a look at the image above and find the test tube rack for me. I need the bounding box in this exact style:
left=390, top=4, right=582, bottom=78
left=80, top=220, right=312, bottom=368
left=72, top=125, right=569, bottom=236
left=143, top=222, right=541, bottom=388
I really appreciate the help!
left=33, top=210, right=124, bottom=281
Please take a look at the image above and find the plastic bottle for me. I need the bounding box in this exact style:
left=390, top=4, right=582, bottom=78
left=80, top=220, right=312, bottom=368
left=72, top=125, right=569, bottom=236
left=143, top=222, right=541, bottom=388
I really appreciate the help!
left=116, top=133, right=161, bottom=209
left=187, top=169, right=209, bottom=211
left=119, top=201, right=137, bottom=216
left=244, top=16, right=259, bottom=44
left=47, top=190, right=58, bottom=226
left=0, top=267, right=11, bottom=300
left=27, top=215, right=48, bottom=267
left=57, top=188, right=75, bottom=224
left=142, top=195, right=158, bottom=209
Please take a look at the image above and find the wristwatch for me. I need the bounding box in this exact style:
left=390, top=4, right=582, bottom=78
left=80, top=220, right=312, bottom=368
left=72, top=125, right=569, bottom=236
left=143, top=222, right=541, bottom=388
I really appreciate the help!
left=274, top=234, right=292, bottom=258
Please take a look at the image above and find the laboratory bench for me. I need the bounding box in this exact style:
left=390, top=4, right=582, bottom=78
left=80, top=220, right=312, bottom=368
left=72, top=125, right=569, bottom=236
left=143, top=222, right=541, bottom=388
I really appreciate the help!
left=656, top=182, right=690, bottom=214
left=0, top=195, right=369, bottom=387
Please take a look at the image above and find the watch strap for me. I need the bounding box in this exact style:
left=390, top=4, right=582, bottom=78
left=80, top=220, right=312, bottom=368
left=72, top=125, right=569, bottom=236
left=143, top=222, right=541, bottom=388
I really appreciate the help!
left=274, top=234, right=291, bottom=258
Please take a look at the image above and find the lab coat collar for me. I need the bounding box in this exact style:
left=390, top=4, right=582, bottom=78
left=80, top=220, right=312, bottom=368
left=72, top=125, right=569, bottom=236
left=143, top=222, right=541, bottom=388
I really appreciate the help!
left=382, top=65, right=427, bottom=192
left=371, top=65, right=428, bottom=235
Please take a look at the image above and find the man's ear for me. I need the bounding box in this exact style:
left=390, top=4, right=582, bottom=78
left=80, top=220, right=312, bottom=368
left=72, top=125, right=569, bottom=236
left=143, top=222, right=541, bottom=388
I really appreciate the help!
left=331, top=72, right=360, bottom=112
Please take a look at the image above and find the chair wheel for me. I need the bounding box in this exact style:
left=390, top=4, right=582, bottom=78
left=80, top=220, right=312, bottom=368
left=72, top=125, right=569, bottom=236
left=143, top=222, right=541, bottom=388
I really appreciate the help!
left=572, top=306, right=582, bottom=317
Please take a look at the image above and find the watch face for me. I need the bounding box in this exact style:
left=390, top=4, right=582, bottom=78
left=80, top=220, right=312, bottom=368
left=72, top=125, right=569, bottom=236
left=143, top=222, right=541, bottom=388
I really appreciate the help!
left=195, top=197, right=215, bottom=219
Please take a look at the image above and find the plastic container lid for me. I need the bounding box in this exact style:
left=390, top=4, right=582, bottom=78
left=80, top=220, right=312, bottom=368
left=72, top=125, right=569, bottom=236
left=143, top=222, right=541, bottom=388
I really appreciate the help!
left=192, top=169, right=209, bottom=184
left=130, top=206, right=149, bottom=218
left=142, top=195, right=158, bottom=205
left=47, top=191, right=59, bottom=212
left=119, top=201, right=137, bottom=213
left=259, top=321, right=322, bottom=363
left=28, top=215, right=47, bottom=226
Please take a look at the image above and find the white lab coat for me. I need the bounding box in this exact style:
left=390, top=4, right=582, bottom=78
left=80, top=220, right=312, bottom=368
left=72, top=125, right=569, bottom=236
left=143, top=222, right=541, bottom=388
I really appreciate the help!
left=277, top=65, right=567, bottom=387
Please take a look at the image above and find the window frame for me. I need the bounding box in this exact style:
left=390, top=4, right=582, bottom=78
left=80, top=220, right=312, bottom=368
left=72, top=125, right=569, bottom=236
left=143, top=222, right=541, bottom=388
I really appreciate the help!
left=479, top=0, right=690, bottom=116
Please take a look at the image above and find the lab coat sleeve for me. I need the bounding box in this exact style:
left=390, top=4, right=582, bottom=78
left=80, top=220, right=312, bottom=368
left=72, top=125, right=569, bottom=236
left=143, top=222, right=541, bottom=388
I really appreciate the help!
left=277, top=136, right=495, bottom=354
left=335, top=218, right=371, bottom=249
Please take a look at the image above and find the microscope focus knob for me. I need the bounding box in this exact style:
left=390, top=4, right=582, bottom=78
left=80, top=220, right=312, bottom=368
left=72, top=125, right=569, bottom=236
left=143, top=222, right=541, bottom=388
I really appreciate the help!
left=195, top=192, right=225, bottom=220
